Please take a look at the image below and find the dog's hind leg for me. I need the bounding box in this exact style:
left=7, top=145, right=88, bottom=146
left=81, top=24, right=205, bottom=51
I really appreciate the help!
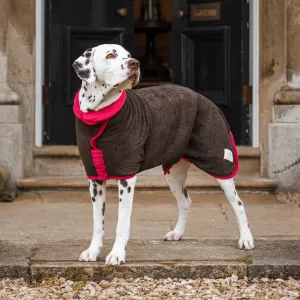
left=79, top=179, right=106, bottom=262
left=106, top=176, right=137, bottom=265
left=217, top=178, right=254, bottom=250
left=164, top=159, right=191, bottom=241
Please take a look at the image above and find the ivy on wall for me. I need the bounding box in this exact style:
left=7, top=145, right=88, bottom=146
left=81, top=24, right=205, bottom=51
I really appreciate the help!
left=273, top=158, right=300, bottom=174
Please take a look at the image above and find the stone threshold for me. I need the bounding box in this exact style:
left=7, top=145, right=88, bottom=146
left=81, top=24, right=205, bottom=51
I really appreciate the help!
left=33, top=146, right=261, bottom=158
left=1, top=239, right=300, bottom=282
left=17, top=175, right=277, bottom=193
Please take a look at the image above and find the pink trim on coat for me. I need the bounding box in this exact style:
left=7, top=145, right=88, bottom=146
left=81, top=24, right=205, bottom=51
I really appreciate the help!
left=73, top=89, right=126, bottom=125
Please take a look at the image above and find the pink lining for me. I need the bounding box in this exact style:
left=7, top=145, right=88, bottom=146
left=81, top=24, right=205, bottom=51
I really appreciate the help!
left=163, top=165, right=173, bottom=175
left=90, top=120, right=109, bottom=150
left=88, top=174, right=136, bottom=180
left=164, top=131, right=239, bottom=179
left=89, top=119, right=137, bottom=180
left=73, top=89, right=126, bottom=125
left=90, top=149, right=108, bottom=179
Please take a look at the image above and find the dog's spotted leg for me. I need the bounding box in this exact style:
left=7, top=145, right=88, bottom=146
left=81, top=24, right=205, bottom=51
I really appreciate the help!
left=164, top=160, right=191, bottom=241
left=79, top=179, right=106, bottom=262
left=217, top=178, right=254, bottom=250
left=106, top=176, right=137, bottom=265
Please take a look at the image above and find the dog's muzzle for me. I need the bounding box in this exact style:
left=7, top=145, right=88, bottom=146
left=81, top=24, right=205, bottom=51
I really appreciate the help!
left=128, top=59, right=140, bottom=70
left=127, top=59, right=140, bottom=86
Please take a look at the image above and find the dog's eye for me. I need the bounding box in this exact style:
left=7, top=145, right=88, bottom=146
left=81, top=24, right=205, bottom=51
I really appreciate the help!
left=106, top=53, right=115, bottom=59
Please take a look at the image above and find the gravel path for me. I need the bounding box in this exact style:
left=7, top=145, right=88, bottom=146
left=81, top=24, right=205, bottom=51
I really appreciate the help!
left=0, top=276, right=300, bottom=299
left=277, top=193, right=300, bottom=207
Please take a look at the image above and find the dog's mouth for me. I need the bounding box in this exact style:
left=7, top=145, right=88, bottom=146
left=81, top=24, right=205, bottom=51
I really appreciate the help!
left=128, top=71, right=140, bottom=87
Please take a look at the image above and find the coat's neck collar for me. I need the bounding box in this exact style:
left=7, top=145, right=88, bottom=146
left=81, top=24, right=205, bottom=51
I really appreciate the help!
left=73, top=89, right=126, bottom=125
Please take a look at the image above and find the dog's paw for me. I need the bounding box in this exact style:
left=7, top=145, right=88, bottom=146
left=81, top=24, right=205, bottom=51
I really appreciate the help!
left=79, top=247, right=101, bottom=262
left=164, top=230, right=183, bottom=241
left=105, top=248, right=126, bottom=266
left=238, top=232, right=255, bottom=250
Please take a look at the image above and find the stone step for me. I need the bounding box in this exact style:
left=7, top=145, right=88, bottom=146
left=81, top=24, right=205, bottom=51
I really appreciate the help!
left=17, top=175, right=277, bottom=193
left=33, top=146, right=261, bottom=177
left=3, top=240, right=300, bottom=282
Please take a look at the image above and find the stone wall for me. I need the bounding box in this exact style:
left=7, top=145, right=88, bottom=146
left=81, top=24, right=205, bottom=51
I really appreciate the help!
left=268, top=0, right=300, bottom=191
left=6, top=0, right=35, bottom=179
left=269, top=91, right=300, bottom=191
left=259, top=0, right=287, bottom=178
left=286, top=0, right=300, bottom=88
left=0, top=0, right=35, bottom=196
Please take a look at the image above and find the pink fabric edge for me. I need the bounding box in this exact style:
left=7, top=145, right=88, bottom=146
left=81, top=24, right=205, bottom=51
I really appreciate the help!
left=90, top=120, right=109, bottom=150
left=73, top=89, right=126, bottom=125
left=163, top=132, right=239, bottom=179
left=89, top=119, right=136, bottom=180
left=90, top=149, right=108, bottom=179
left=88, top=174, right=136, bottom=180
left=163, top=165, right=173, bottom=175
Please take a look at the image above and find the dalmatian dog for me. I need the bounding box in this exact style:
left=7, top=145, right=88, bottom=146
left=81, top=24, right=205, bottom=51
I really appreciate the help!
left=72, top=44, right=254, bottom=266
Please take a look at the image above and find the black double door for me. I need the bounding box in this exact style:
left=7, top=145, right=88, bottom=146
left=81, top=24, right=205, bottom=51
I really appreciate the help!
left=45, top=0, right=249, bottom=145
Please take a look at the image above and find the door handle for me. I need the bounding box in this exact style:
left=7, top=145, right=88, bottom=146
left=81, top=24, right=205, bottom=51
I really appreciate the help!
left=177, top=10, right=185, bottom=18
left=116, top=8, right=128, bottom=17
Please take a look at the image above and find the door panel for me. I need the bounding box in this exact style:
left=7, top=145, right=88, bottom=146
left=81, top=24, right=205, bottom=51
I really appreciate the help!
left=181, top=26, right=230, bottom=105
left=45, top=0, right=134, bottom=145
left=172, top=0, right=249, bottom=144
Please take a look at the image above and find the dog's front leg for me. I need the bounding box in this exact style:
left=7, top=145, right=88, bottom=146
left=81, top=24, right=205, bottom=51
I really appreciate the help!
left=79, top=179, right=106, bottom=262
left=106, top=176, right=137, bottom=265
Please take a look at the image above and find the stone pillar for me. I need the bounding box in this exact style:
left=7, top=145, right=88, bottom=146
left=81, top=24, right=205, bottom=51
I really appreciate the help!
left=268, top=0, right=300, bottom=191
left=286, top=0, right=300, bottom=88
left=260, top=0, right=287, bottom=178
left=269, top=91, right=300, bottom=191
left=0, top=0, right=23, bottom=198
left=7, top=0, right=35, bottom=181
left=0, top=0, right=18, bottom=99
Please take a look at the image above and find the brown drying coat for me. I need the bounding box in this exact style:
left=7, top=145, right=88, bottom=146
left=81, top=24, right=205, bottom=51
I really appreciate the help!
left=75, top=84, right=238, bottom=180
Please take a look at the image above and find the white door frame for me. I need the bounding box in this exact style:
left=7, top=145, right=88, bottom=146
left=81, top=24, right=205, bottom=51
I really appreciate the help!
left=35, top=0, right=45, bottom=147
left=249, top=0, right=259, bottom=148
left=34, top=0, right=260, bottom=147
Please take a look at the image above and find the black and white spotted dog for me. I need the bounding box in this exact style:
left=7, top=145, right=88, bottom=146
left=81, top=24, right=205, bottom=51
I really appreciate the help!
left=72, top=44, right=254, bottom=266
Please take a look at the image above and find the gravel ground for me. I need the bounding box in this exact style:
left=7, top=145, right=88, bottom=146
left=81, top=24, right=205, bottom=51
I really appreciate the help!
left=277, top=193, right=300, bottom=207
left=0, top=276, right=300, bottom=300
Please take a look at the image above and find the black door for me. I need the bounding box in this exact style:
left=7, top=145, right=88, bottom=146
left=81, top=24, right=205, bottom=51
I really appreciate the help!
left=172, top=0, right=249, bottom=144
left=44, top=0, right=134, bottom=145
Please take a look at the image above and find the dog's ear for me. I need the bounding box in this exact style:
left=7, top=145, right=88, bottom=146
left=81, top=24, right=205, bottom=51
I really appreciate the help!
left=72, top=48, right=96, bottom=84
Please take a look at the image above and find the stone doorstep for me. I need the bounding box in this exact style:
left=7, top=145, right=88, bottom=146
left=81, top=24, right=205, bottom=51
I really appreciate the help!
left=16, top=175, right=277, bottom=193
left=1, top=239, right=300, bottom=282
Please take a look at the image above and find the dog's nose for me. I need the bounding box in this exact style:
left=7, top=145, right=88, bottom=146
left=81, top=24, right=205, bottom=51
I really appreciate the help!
left=127, top=59, right=140, bottom=70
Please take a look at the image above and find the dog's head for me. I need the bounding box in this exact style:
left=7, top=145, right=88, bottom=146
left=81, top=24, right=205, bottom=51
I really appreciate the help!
left=72, top=44, right=140, bottom=88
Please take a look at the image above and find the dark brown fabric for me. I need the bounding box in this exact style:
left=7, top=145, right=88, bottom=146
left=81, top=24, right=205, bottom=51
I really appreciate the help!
left=76, top=84, right=237, bottom=179
left=76, top=120, right=102, bottom=177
